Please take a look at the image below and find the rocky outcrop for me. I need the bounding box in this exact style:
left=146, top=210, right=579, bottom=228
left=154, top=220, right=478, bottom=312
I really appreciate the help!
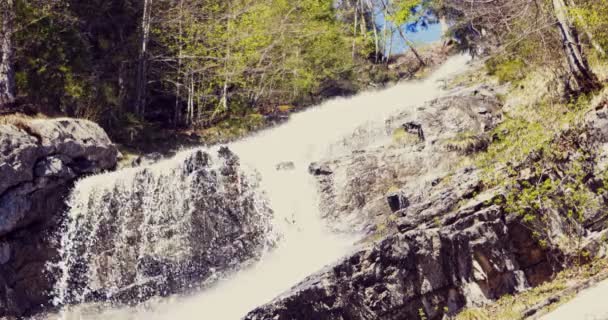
left=313, top=85, right=504, bottom=233
left=0, top=118, right=119, bottom=317
left=52, top=146, right=274, bottom=308
left=245, top=169, right=549, bottom=320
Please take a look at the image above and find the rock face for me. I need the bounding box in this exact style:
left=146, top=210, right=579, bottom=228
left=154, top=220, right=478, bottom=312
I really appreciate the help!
left=0, top=118, right=119, bottom=317
left=245, top=169, right=549, bottom=320
left=52, top=146, right=274, bottom=308
left=313, top=85, right=504, bottom=233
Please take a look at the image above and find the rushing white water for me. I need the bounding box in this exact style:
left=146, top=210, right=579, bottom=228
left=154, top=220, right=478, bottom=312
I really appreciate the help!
left=48, top=54, right=471, bottom=320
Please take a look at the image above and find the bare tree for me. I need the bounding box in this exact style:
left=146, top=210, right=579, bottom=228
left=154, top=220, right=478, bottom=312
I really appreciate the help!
left=552, top=0, right=600, bottom=91
left=135, top=0, right=153, bottom=116
left=378, top=0, right=426, bottom=66
left=438, top=0, right=600, bottom=92
left=0, top=0, right=15, bottom=108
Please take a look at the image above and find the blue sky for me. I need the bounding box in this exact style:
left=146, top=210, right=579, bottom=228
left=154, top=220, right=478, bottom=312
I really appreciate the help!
left=374, top=8, right=443, bottom=55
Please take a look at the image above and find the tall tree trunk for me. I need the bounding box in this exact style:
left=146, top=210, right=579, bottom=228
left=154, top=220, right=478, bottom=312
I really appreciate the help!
left=378, top=0, right=425, bottom=66
left=382, top=4, right=389, bottom=63
left=135, top=0, right=153, bottom=116
left=352, top=1, right=358, bottom=59
left=0, top=0, right=15, bottom=108
left=396, top=26, right=426, bottom=67
left=174, top=0, right=184, bottom=127
left=552, top=0, right=600, bottom=92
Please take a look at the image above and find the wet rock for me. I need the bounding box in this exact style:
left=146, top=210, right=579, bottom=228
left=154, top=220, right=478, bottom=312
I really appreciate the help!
left=53, top=147, right=273, bottom=308
left=0, top=118, right=119, bottom=317
left=308, top=162, right=333, bottom=176
left=312, top=86, right=504, bottom=232
left=276, top=161, right=295, bottom=171
left=403, top=121, right=425, bottom=141
left=386, top=191, right=408, bottom=212
left=130, top=152, right=163, bottom=167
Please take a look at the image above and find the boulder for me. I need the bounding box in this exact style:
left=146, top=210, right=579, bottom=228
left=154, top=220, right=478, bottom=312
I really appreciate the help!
left=276, top=161, right=295, bottom=171
left=0, top=118, right=119, bottom=317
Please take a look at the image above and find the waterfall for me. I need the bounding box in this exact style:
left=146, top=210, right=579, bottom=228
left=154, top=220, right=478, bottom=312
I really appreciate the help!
left=48, top=54, right=471, bottom=320
left=51, top=147, right=274, bottom=309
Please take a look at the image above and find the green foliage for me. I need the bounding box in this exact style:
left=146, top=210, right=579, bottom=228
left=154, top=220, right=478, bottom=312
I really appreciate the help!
left=151, top=0, right=360, bottom=128
left=444, top=131, right=489, bottom=155
left=392, top=0, right=422, bottom=25
left=571, top=0, right=608, bottom=55
left=13, top=0, right=140, bottom=127
left=11, top=0, right=375, bottom=142
left=501, top=152, right=601, bottom=254
left=418, top=308, right=428, bottom=320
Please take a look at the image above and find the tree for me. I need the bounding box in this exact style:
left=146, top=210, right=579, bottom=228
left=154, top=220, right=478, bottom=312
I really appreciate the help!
left=135, top=0, right=153, bottom=116
left=552, top=0, right=600, bottom=91
left=436, top=0, right=601, bottom=92
left=0, top=0, right=15, bottom=107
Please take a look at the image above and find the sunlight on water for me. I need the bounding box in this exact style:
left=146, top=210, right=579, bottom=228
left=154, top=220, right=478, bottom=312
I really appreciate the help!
left=48, top=54, right=471, bottom=320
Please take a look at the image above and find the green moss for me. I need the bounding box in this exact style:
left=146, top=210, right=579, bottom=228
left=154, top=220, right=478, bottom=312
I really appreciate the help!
left=444, top=131, right=489, bottom=155
left=486, top=58, right=527, bottom=84
left=392, top=127, right=421, bottom=145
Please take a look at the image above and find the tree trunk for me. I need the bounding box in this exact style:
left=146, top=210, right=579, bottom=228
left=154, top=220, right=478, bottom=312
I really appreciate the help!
left=378, top=0, right=425, bottom=66
left=0, top=0, right=15, bottom=108
left=566, top=0, right=606, bottom=57
left=396, top=26, right=426, bottom=67
left=552, top=0, right=600, bottom=92
left=135, top=0, right=153, bottom=116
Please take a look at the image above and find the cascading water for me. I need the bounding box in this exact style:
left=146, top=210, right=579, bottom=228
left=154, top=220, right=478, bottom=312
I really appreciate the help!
left=51, top=147, right=275, bottom=312
left=48, top=54, right=471, bottom=320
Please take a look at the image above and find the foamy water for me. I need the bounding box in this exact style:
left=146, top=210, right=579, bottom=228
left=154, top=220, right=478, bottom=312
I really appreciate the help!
left=48, top=54, right=471, bottom=320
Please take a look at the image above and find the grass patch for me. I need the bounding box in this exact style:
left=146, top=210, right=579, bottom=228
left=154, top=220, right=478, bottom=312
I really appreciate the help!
left=392, top=127, right=422, bottom=145
left=443, top=131, right=490, bottom=155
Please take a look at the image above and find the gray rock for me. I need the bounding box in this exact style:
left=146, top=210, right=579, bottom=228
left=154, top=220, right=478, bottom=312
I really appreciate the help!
left=312, top=86, right=504, bottom=232
left=0, top=119, right=117, bottom=237
left=0, top=118, right=118, bottom=317
left=403, top=121, right=425, bottom=141
left=245, top=196, right=545, bottom=320
left=309, top=162, right=333, bottom=176
left=276, top=161, right=295, bottom=171
left=0, top=243, right=9, bottom=265
left=52, top=147, right=273, bottom=307
left=130, top=152, right=164, bottom=167
left=386, top=191, right=408, bottom=212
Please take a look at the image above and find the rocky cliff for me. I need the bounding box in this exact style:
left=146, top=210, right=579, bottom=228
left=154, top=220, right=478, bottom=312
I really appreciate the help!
left=0, top=118, right=119, bottom=317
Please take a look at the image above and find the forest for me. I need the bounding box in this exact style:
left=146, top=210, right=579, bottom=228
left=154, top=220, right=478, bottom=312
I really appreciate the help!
left=0, top=0, right=438, bottom=145
left=1, top=0, right=607, bottom=145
